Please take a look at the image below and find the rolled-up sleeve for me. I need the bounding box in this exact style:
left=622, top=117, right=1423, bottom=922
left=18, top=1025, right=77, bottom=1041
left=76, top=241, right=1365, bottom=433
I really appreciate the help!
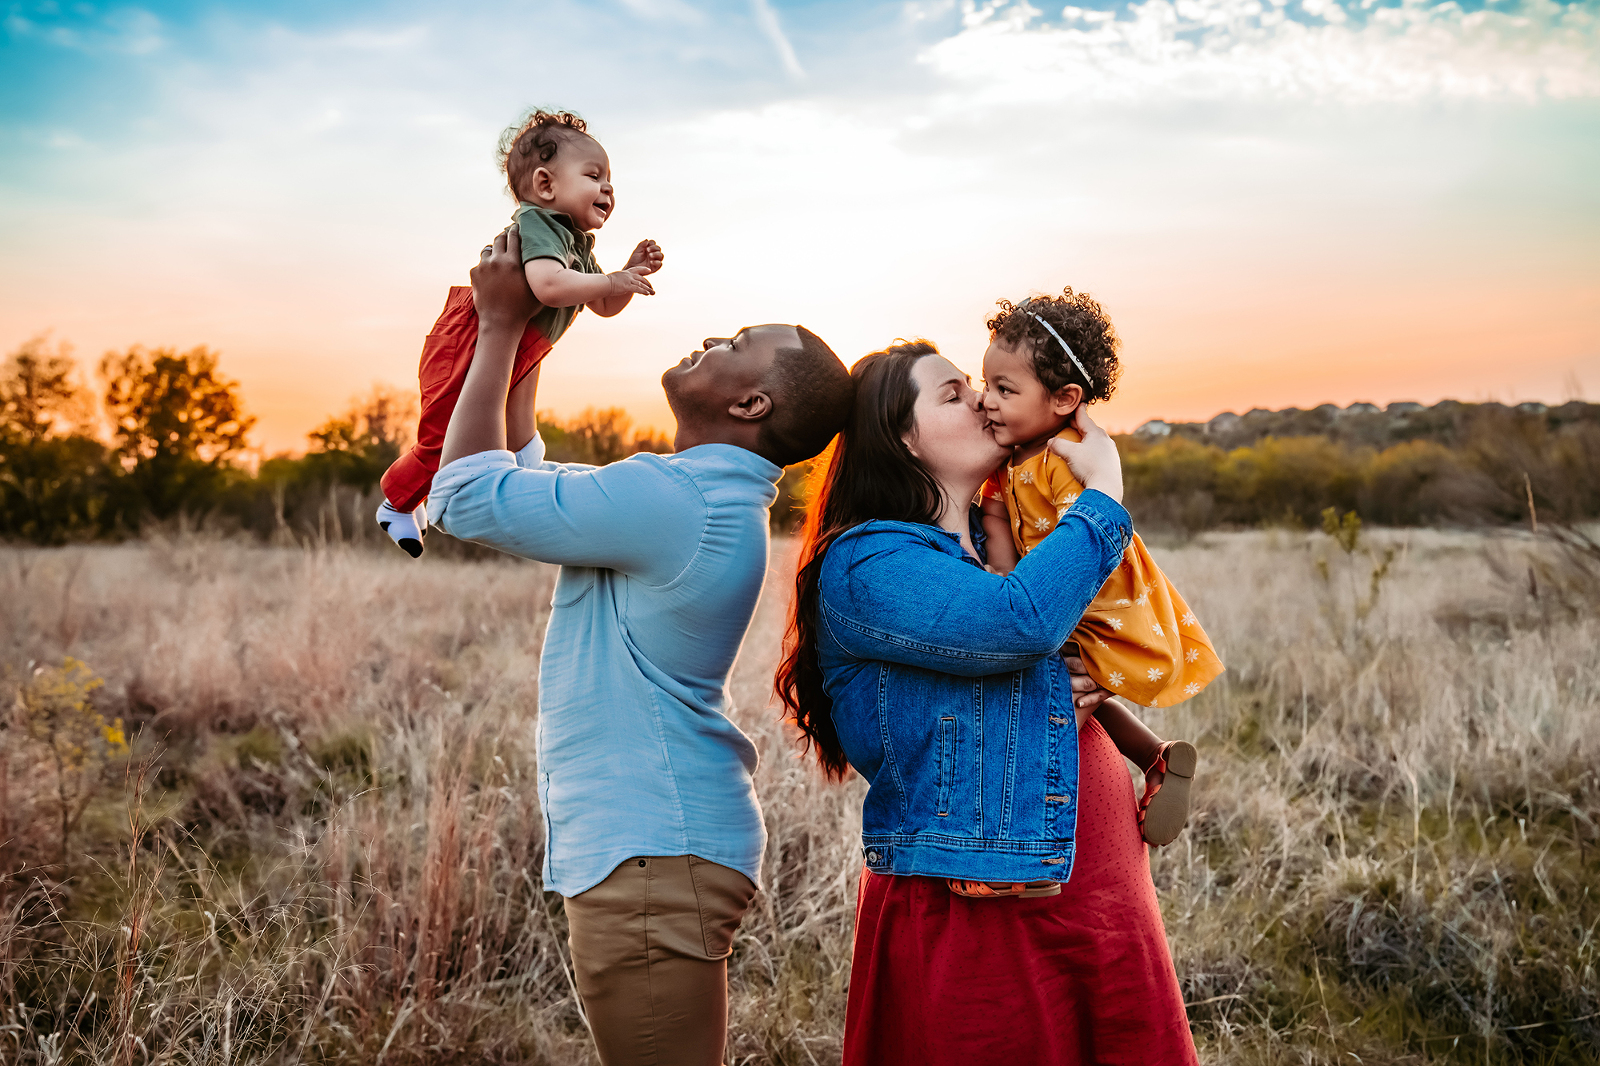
left=818, top=490, right=1132, bottom=677
left=428, top=434, right=706, bottom=583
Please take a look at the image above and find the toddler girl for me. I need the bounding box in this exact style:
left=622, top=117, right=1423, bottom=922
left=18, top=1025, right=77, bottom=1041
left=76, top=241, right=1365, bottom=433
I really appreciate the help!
left=978, top=289, right=1222, bottom=854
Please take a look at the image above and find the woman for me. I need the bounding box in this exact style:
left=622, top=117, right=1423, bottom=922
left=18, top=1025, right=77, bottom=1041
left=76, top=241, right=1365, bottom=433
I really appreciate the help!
left=776, top=341, right=1198, bottom=1063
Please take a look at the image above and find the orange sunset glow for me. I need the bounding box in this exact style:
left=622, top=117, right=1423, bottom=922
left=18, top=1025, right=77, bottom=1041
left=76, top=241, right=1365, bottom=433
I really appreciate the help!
left=3, top=1, right=1596, bottom=456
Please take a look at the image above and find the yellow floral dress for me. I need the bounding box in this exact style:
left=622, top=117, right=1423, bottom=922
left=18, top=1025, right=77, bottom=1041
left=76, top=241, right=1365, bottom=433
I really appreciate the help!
left=982, top=437, right=1224, bottom=707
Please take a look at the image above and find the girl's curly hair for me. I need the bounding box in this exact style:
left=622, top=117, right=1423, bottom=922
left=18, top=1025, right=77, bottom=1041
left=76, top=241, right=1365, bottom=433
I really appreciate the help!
left=986, top=287, right=1121, bottom=404
left=497, top=109, right=592, bottom=201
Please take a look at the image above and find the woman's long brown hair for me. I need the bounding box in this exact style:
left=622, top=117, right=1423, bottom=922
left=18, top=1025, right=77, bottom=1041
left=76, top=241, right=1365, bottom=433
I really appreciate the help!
left=775, top=341, right=943, bottom=780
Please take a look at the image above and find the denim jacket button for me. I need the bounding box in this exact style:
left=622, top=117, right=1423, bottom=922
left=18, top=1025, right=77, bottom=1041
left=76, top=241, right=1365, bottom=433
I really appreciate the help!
left=866, top=850, right=880, bottom=863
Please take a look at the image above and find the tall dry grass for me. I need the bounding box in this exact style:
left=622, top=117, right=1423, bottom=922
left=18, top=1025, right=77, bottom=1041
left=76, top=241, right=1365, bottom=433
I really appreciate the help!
left=0, top=525, right=1595, bottom=1064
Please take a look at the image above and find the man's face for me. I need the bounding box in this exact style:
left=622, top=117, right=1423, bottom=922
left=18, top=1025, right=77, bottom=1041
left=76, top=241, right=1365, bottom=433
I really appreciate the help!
left=662, top=324, right=797, bottom=427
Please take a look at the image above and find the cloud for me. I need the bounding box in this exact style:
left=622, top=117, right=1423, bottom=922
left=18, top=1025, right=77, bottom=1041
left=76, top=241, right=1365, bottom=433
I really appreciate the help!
left=749, top=0, right=806, bottom=78
left=615, top=0, right=709, bottom=24
left=3, top=4, right=164, bottom=55
left=922, top=0, right=1600, bottom=103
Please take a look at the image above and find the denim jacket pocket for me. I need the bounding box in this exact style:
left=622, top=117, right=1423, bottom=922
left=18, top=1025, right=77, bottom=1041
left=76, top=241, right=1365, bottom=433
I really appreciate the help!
left=935, top=716, right=956, bottom=817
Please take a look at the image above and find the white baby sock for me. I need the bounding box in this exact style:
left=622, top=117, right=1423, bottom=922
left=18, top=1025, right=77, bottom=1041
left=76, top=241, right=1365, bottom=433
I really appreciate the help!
left=376, top=499, right=427, bottom=558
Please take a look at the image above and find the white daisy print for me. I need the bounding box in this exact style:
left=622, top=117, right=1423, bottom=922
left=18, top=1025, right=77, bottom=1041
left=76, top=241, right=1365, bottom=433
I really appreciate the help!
left=1108, top=617, right=1124, bottom=631
left=1116, top=597, right=1133, bottom=608
left=1146, top=667, right=1165, bottom=681
left=1019, top=470, right=1034, bottom=485
left=1151, top=622, right=1164, bottom=638
left=1034, top=516, right=1052, bottom=532
left=1184, top=682, right=1201, bottom=696
left=1134, top=591, right=1150, bottom=606
left=1057, top=506, right=1069, bottom=520
left=1181, top=611, right=1197, bottom=627
left=1185, top=648, right=1201, bottom=663
left=1107, top=671, right=1125, bottom=688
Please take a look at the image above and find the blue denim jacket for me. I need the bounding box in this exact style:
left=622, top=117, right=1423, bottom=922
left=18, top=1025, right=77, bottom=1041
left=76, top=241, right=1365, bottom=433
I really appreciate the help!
left=816, top=490, right=1132, bottom=884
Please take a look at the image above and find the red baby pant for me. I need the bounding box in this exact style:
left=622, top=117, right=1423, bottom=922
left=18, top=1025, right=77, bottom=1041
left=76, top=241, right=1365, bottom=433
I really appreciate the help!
left=380, top=286, right=553, bottom=513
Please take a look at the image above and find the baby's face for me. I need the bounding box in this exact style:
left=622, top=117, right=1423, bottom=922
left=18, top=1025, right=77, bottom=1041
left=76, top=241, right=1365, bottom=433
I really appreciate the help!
left=981, top=337, right=1072, bottom=448
left=542, top=136, right=615, bottom=231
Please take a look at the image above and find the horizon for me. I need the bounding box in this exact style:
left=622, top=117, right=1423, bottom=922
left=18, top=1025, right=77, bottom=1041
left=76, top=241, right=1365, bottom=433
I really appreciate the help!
left=3, top=0, right=1597, bottom=454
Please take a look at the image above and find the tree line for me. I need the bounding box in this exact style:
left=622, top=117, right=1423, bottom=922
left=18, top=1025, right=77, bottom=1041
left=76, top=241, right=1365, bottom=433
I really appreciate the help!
left=0, top=336, right=670, bottom=547
left=2, top=335, right=1595, bottom=546
left=1121, top=404, right=1600, bottom=536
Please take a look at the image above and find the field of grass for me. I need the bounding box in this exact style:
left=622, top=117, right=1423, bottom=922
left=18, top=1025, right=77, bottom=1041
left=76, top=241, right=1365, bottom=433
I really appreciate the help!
left=1, top=524, right=1597, bottom=1065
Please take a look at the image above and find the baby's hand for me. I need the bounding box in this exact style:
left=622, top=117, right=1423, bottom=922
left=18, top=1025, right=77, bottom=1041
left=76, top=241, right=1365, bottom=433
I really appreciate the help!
left=606, top=269, right=655, bottom=296
left=625, top=239, right=664, bottom=277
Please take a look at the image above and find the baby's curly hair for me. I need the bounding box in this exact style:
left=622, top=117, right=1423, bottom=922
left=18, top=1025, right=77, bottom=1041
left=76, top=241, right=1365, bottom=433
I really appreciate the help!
left=986, top=287, right=1121, bottom=404
left=498, top=109, right=593, bottom=201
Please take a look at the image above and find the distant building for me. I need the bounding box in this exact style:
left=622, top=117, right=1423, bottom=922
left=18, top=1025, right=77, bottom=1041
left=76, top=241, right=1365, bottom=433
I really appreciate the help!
left=1516, top=402, right=1548, bottom=414
left=1134, top=419, right=1173, bottom=439
left=1206, top=412, right=1242, bottom=435
left=1311, top=403, right=1340, bottom=418
left=1386, top=402, right=1424, bottom=415
left=1344, top=402, right=1380, bottom=416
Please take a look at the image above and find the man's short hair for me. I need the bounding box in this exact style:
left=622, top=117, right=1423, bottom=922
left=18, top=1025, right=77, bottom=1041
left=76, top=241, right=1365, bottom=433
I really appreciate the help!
left=760, top=327, right=854, bottom=468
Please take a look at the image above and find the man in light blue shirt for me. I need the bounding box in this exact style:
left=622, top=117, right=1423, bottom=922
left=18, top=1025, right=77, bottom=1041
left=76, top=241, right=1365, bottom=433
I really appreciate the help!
left=428, top=228, right=854, bottom=1066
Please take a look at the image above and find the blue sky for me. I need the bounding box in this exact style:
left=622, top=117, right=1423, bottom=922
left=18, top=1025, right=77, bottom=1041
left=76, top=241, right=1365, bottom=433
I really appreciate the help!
left=4, top=0, right=1598, bottom=451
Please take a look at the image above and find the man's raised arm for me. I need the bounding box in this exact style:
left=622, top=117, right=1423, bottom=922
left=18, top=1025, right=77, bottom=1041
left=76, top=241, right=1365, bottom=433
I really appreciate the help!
left=439, top=228, right=539, bottom=469
left=428, top=228, right=704, bottom=580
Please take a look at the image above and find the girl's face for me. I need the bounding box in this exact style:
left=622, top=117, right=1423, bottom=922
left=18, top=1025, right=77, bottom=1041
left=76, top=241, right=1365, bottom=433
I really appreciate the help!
left=981, top=337, right=1081, bottom=448
left=902, top=354, right=1007, bottom=488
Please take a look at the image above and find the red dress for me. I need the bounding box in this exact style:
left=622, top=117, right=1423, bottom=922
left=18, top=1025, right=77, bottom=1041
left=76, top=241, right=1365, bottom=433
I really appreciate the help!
left=843, top=716, right=1198, bottom=1065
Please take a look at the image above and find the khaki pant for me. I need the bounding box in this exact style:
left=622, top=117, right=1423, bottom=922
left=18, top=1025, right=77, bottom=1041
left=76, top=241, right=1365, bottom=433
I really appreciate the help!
left=564, top=855, right=757, bottom=1066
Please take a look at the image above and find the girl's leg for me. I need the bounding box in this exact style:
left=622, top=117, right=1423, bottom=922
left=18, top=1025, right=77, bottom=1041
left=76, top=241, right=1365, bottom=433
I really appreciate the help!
left=1094, top=698, right=1197, bottom=847
left=1093, top=699, right=1163, bottom=771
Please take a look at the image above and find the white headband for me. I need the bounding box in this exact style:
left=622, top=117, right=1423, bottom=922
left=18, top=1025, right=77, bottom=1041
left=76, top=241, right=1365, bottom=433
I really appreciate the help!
left=1024, top=308, right=1093, bottom=389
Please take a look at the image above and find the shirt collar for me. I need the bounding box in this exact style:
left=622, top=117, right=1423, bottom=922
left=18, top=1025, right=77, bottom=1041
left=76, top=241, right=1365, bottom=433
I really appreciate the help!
left=519, top=202, right=595, bottom=249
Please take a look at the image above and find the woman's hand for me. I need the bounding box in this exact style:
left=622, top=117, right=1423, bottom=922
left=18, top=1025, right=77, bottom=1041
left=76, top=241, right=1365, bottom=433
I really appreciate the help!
left=1047, top=408, right=1123, bottom=503
left=1066, top=654, right=1115, bottom=728
left=471, top=227, right=540, bottom=330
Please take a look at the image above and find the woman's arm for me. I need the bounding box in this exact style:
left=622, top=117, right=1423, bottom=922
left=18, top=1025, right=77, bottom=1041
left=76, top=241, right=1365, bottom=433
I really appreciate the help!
left=818, top=492, right=1132, bottom=678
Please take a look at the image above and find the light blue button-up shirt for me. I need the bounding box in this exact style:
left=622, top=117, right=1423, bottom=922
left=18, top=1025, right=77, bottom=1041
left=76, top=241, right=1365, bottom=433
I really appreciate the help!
left=429, top=434, right=782, bottom=897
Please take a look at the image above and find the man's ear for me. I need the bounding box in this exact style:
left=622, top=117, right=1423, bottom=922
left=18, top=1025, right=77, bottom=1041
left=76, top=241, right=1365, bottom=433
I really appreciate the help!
left=729, top=390, right=773, bottom=423
left=1051, top=384, right=1085, bottom=418
left=528, top=166, right=557, bottom=204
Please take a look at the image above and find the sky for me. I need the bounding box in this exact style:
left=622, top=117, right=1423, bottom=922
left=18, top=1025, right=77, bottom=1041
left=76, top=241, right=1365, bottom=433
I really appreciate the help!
left=2, top=0, right=1598, bottom=455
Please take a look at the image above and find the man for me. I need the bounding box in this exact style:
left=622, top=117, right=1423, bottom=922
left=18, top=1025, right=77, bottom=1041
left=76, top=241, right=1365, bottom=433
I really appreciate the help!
left=429, top=227, right=854, bottom=1065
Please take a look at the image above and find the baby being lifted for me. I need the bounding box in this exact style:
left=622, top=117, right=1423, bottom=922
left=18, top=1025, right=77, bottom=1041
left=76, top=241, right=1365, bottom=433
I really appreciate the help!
left=377, top=109, right=663, bottom=556
left=979, top=289, right=1224, bottom=849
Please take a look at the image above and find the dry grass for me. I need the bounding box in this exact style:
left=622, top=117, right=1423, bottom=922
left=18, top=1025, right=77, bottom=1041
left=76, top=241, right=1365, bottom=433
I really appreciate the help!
left=0, top=525, right=1596, bottom=1064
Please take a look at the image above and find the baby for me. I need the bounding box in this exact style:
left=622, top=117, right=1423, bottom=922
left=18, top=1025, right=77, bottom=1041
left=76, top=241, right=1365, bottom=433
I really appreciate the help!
left=979, top=289, right=1223, bottom=848
left=376, top=109, right=663, bottom=556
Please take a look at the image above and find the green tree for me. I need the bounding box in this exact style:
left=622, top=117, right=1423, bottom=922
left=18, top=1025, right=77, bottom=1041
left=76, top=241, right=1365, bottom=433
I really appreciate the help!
left=100, top=345, right=255, bottom=522
left=299, top=385, right=416, bottom=491
left=0, top=337, right=112, bottom=543
left=0, top=334, right=91, bottom=442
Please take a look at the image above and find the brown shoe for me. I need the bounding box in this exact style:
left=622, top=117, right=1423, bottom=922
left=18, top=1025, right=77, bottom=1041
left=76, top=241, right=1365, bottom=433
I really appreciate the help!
left=1138, top=741, right=1197, bottom=847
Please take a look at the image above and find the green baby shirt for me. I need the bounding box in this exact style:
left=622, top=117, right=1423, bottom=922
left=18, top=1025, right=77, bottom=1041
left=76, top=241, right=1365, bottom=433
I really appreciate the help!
left=512, top=202, right=603, bottom=345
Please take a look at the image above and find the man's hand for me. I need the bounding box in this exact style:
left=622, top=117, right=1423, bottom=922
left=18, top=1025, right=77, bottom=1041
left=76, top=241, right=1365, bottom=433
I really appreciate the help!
left=606, top=269, right=656, bottom=296
left=472, top=227, right=540, bottom=330
left=1065, top=654, right=1115, bottom=727
left=624, top=239, right=664, bottom=276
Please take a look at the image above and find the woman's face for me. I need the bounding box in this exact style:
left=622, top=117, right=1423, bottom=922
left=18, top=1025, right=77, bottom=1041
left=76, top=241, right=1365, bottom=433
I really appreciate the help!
left=902, top=354, right=1007, bottom=488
